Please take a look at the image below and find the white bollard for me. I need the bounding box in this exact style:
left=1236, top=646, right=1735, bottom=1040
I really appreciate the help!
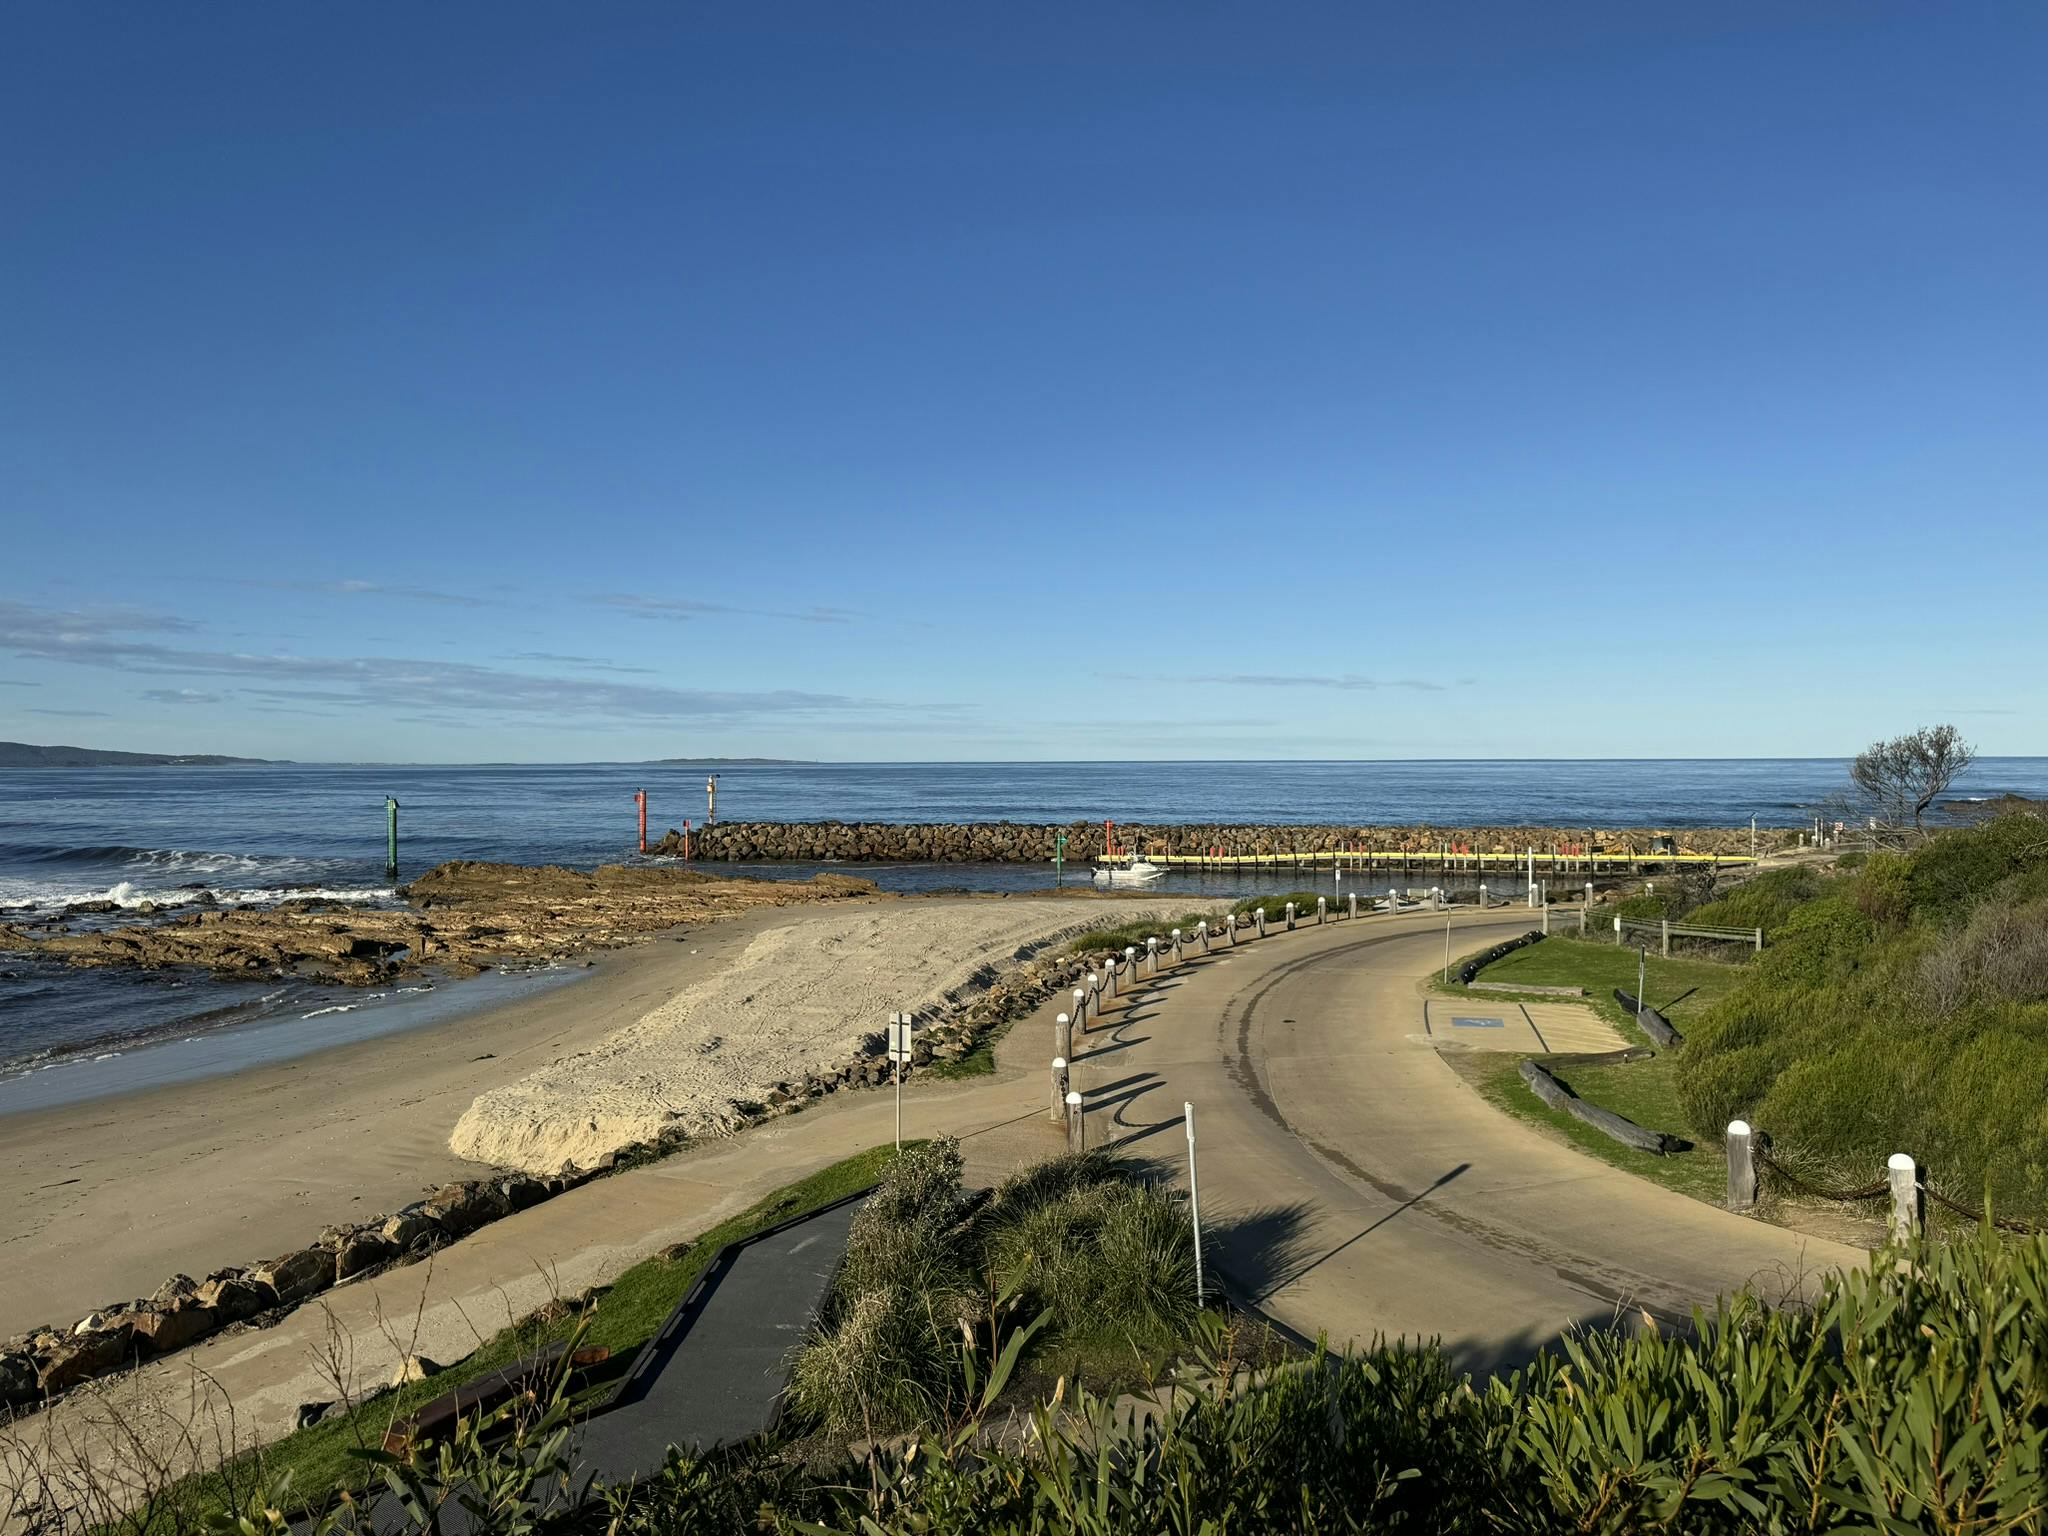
left=1726, top=1121, right=1757, bottom=1212
left=1387, top=885, right=1397, bottom=912
left=1226, top=913, right=1237, bottom=944
left=1348, top=891, right=1358, bottom=918
left=1316, top=896, right=1326, bottom=925
left=1479, top=882, right=1488, bottom=908
left=1147, top=936, right=1159, bottom=974
left=1072, top=987, right=1087, bottom=1030
left=1056, top=1012, right=1071, bottom=1062
left=1051, top=1056, right=1069, bottom=1124
left=1254, top=908, right=1267, bottom=937
left=1171, top=927, right=1182, bottom=962
left=1197, top=920, right=1209, bottom=953
left=1285, top=901, right=1296, bottom=930
left=1066, top=1089, right=1086, bottom=1151
left=1888, top=1153, right=1921, bottom=1245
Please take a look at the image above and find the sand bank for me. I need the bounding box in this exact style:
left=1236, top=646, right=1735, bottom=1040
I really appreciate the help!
left=0, top=894, right=1177, bottom=1341
left=449, top=896, right=1185, bottom=1175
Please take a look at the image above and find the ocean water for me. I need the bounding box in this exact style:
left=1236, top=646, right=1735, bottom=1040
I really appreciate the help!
left=3, top=757, right=2042, bottom=1103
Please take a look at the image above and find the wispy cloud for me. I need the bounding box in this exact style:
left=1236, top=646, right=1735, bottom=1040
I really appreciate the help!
left=0, top=599, right=945, bottom=728
left=593, top=593, right=861, bottom=625
left=236, top=579, right=504, bottom=609
left=0, top=679, right=39, bottom=688
left=1098, top=670, right=1454, bottom=693
left=502, top=650, right=658, bottom=675
left=140, top=688, right=226, bottom=705
left=23, top=706, right=111, bottom=717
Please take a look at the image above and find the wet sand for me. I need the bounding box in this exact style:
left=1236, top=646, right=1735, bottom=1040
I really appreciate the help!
left=0, top=911, right=777, bottom=1339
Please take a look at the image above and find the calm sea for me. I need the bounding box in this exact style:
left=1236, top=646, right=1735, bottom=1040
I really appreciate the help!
left=3, top=757, right=2042, bottom=1107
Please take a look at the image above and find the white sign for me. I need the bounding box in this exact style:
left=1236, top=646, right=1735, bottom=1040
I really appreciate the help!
left=887, top=1011, right=915, bottom=1065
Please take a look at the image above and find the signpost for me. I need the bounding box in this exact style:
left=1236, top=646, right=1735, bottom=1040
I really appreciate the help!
left=385, top=797, right=400, bottom=880
left=1185, top=1101, right=1205, bottom=1304
left=888, top=1011, right=915, bottom=1148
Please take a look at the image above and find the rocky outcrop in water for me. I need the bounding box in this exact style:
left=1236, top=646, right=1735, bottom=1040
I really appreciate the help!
left=651, top=821, right=1778, bottom=863
left=0, top=861, right=877, bottom=987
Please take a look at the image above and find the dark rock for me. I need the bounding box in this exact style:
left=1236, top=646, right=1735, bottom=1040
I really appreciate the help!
left=249, top=1247, right=335, bottom=1306
left=499, top=1175, right=549, bottom=1211
left=38, top=1326, right=133, bottom=1392
left=335, top=1231, right=396, bottom=1280
left=295, top=1399, right=341, bottom=1429
left=0, top=1351, right=39, bottom=1408
left=131, top=1304, right=217, bottom=1355
left=194, top=1274, right=267, bottom=1324
left=380, top=1209, right=437, bottom=1251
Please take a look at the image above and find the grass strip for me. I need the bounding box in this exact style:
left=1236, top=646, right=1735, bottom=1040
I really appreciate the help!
left=132, top=1144, right=906, bottom=1529
left=1434, top=937, right=1745, bottom=1206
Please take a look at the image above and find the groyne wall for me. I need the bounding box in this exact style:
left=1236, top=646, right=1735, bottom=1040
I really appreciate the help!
left=651, top=821, right=1780, bottom=863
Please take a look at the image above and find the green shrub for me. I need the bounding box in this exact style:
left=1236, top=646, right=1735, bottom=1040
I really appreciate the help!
left=1066, top=910, right=1224, bottom=955
left=789, top=1142, right=1201, bottom=1439
left=599, top=1224, right=2048, bottom=1535
left=1230, top=890, right=1334, bottom=919
left=1678, top=814, right=2048, bottom=1212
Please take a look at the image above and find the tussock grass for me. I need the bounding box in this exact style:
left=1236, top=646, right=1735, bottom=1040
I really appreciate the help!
left=788, top=1143, right=1201, bottom=1439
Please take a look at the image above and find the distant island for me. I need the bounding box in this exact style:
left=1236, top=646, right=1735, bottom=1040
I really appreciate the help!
left=0, top=741, right=284, bottom=768
left=646, top=757, right=812, bottom=765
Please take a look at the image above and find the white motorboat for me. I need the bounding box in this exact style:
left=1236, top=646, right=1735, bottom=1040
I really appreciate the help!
left=1093, top=859, right=1166, bottom=887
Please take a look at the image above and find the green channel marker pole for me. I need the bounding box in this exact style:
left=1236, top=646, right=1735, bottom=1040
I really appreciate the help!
left=385, top=796, right=400, bottom=880
left=1053, top=832, right=1067, bottom=886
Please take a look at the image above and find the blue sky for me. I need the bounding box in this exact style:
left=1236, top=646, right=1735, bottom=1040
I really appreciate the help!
left=3, top=5, right=2042, bottom=762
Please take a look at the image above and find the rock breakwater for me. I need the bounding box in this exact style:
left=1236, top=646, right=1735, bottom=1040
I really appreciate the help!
left=652, top=821, right=1778, bottom=863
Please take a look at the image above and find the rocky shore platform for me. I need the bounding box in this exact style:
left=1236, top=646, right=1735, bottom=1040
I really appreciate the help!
left=0, top=860, right=877, bottom=986
left=653, top=820, right=1779, bottom=863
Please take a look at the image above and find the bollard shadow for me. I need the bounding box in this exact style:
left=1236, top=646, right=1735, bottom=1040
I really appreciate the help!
left=1071, top=1032, right=1150, bottom=1064
left=1661, top=985, right=1701, bottom=1011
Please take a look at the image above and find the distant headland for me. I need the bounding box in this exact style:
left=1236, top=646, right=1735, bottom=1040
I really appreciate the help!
left=0, top=740, right=285, bottom=768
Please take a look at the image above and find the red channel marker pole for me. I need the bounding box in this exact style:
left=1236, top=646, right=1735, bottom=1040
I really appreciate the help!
left=636, top=789, right=648, bottom=854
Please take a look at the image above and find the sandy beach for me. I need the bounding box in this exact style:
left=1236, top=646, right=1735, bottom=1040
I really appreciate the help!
left=0, top=893, right=1180, bottom=1341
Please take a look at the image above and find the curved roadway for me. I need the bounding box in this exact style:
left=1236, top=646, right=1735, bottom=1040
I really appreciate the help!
left=1076, top=909, right=1866, bottom=1370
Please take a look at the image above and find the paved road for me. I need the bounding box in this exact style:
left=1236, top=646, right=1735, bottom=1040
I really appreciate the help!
left=7, top=906, right=1871, bottom=1525
left=1070, top=911, right=1865, bottom=1370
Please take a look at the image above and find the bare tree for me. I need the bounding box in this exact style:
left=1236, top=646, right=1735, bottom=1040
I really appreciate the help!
left=1850, top=724, right=1977, bottom=839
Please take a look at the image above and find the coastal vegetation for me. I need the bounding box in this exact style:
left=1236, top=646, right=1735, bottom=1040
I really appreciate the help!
left=787, top=1140, right=1210, bottom=1440
left=1446, top=808, right=2048, bottom=1225
left=198, top=1222, right=2048, bottom=1534
left=1679, top=809, right=2048, bottom=1215
left=1062, top=910, right=1223, bottom=956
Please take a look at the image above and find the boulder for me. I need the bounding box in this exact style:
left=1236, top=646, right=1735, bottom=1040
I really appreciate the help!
left=388, top=1354, right=441, bottom=1386
left=421, top=1180, right=509, bottom=1237
left=499, top=1175, right=549, bottom=1211
left=335, top=1231, right=396, bottom=1280
left=249, top=1247, right=335, bottom=1307
left=0, top=1351, right=40, bottom=1408
left=295, top=1400, right=341, bottom=1429
left=130, top=1304, right=217, bottom=1355
left=38, top=1326, right=132, bottom=1392
left=380, top=1209, right=438, bottom=1251
left=151, top=1273, right=199, bottom=1308
left=195, top=1275, right=267, bottom=1324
